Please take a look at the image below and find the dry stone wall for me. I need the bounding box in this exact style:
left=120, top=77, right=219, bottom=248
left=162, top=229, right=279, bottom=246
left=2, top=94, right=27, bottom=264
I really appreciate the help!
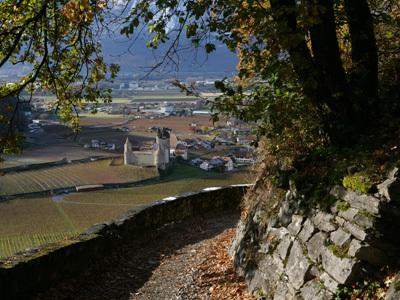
left=231, top=169, right=400, bottom=299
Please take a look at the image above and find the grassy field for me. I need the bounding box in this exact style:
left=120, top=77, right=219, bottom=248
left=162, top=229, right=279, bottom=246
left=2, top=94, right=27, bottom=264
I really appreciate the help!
left=0, top=163, right=254, bottom=258
left=0, top=159, right=158, bottom=196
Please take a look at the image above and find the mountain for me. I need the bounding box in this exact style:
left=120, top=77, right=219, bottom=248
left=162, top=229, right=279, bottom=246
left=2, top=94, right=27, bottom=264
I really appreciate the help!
left=101, top=35, right=238, bottom=75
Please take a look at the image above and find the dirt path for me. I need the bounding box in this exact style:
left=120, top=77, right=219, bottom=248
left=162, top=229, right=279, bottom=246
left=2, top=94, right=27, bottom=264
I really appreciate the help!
left=33, top=211, right=254, bottom=300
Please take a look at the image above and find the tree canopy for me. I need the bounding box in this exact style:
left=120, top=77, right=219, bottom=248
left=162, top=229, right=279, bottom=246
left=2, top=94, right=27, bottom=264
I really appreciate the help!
left=0, top=0, right=118, bottom=154
left=0, top=0, right=399, bottom=158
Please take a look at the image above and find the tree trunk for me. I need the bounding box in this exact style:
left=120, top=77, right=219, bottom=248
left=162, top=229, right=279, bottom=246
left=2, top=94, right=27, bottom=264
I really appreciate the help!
left=308, top=0, right=350, bottom=115
left=269, top=0, right=321, bottom=104
left=344, top=0, right=379, bottom=123
left=270, top=0, right=355, bottom=145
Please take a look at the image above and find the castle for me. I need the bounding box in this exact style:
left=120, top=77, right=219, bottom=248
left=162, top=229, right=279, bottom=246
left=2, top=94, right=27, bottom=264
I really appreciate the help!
left=124, top=127, right=171, bottom=170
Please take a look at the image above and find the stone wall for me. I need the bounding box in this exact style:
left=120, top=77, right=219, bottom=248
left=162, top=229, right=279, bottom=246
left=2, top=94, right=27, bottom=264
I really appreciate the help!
left=231, top=170, right=400, bottom=299
left=0, top=185, right=249, bottom=299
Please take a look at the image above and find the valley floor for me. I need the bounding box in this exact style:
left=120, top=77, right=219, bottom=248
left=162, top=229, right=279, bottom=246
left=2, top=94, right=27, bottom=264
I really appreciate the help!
left=33, top=211, right=253, bottom=300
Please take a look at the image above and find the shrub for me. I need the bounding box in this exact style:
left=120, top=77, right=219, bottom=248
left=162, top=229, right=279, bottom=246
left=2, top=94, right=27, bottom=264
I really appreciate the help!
left=342, top=174, right=373, bottom=194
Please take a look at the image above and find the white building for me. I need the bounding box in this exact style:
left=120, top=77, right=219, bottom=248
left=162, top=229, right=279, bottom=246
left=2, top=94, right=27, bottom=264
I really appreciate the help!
left=200, top=161, right=213, bottom=171
left=124, top=128, right=171, bottom=170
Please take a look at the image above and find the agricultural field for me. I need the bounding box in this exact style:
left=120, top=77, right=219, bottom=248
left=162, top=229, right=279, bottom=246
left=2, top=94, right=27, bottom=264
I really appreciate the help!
left=79, top=115, right=127, bottom=126
left=0, top=159, right=158, bottom=196
left=0, top=163, right=254, bottom=258
left=129, top=115, right=220, bottom=135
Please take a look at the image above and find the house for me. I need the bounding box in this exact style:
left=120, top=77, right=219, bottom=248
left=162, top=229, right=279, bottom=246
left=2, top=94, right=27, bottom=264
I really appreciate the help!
left=235, top=157, right=255, bottom=166
left=223, top=157, right=234, bottom=172
left=91, top=139, right=100, bottom=148
left=200, top=161, right=213, bottom=171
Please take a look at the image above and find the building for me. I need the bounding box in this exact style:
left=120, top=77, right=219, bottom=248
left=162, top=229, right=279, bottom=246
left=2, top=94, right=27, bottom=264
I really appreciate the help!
left=124, top=127, right=171, bottom=170
left=173, top=143, right=188, bottom=160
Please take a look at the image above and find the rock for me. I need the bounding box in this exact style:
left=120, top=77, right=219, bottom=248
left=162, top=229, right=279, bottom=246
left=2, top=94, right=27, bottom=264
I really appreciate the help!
left=377, top=177, right=400, bottom=203
left=343, top=221, right=367, bottom=241
left=334, top=216, right=346, bottom=226
left=298, top=219, right=315, bottom=242
left=312, top=212, right=337, bottom=232
left=300, top=279, right=332, bottom=300
left=321, top=247, right=359, bottom=284
left=353, top=213, right=374, bottom=229
left=307, top=232, right=327, bottom=263
left=338, top=207, right=359, bottom=221
left=330, top=228, right=351, bottom=247
left=273, top=281, right=294, bottom=300
left=286, top=240, right=312, bottom=290
left=266, top=228, right=290, bottom=253
left=247, top=269, right=268, bottom=294
left=388, top=167, right=399, bottom=179
left=277, top=190, right=300, bottom=226
left=348, top=239, right=362, bottom=257
left=320, top=272, right=339, bottom=294
left=259, top=253, right=285, bottom=285
left=277, top=233, right=293, bottom=261
left=229, top=221, right=245, bottom=257
left=287, top=215, right=304, bottom=236
left=330, top=186, right=381, bottom=214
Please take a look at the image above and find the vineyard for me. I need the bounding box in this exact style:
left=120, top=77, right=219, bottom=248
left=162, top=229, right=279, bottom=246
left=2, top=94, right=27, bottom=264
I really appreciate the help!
left=0, top=159, right=159, bottom=196
left=0, top=231, right=78, bottom=258
left=0, top=164, right=254, bottom=259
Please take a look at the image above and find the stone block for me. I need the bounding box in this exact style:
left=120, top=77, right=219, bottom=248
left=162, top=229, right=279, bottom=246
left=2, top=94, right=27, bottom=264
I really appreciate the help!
left=377, top=177, right=400, bottom=203
left=330, top=228, right=351, bottom=247
left=353, top=213, right=374, bottom=229
left=321, top=247, right=359, bottom=284
left=273, top=282, right=293, bottom=300
left=300, top=279, right=332, bottom=300
left=348, top=239, right=362, bottom=257
left=307, top=232, right=327, bottom=263
left=264, top=228, right=290, bottom=254
left=312, top=211, right=337, bottom=232
left=277, top=234, right=293, bottom=261
left=343, top=221, right=367, bottom=241
left=330, top=186, right=381, bottom=214
left=298, top=219, right=315, bottom=242
left=320, top=272, right=339, bottom=294
left=335, top=216, right=346, bottom=226
left=287, top=215, right=304, bottom=236
left=259, top=253, right=284, bottom=284
left=286, top=240, right=312, bottom=290
left=338, top=207, right=359, bottom=221
left=247, top=269, right=267, bottom=294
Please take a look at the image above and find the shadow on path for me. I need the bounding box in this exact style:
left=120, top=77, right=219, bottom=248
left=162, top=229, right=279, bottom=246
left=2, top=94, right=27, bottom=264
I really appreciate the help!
left=33, top=210, right=240, bottom=300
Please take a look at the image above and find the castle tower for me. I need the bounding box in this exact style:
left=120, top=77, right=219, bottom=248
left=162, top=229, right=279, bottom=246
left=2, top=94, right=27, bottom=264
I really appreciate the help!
left=124, top=137, right=132, bottom=165
left=155, top=127, right=170, bottom=170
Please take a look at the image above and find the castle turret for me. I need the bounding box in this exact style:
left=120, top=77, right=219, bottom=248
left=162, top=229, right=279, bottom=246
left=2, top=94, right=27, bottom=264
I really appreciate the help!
left=155, top=128, right=170, bottom=170
left=124, top=137, right=132, bottom=165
